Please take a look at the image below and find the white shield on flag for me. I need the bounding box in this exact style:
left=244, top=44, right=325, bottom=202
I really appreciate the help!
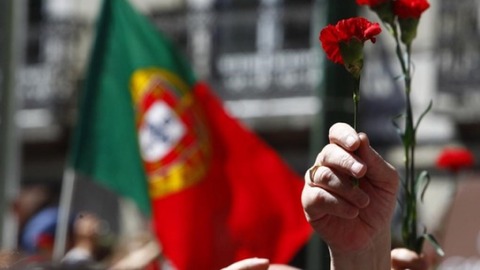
left=138, top=100, right=186, bottom=163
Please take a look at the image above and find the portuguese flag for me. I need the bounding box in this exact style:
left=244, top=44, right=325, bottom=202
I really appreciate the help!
left=69, top=0, right=312, bottom=269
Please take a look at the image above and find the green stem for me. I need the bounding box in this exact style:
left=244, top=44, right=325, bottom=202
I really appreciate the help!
left=352, top=76, right=361, bottom=187
left=353, top=76, right=360, bottom=131
left=393, top=25, right=408, bottom=75
left=395, top=28, right=419, bottom=252
left=405, top=44, right=420, bottom=253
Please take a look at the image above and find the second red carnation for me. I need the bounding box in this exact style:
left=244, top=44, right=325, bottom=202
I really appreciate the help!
left=356, top=0, right=388, bottom=8
left=393, top=0, right=430, bottom=19
left=436, top=147, right=475, bottom=173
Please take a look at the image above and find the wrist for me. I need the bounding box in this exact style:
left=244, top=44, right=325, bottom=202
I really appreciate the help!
left=329, top=229, right=391, bottom=270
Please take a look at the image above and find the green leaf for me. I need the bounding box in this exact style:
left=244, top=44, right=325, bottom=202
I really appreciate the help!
left=414, top=100, right=433, bottom=132
left=393, top=74, right=405, bottom=82
left=420, top=233, right=445, bottom=257
left=416, top=170, right=431, bottom=203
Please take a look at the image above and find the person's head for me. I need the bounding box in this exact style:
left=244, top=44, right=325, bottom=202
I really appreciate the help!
left=12, top=184, right=55, bottom=228
left=12, top=182, right=66, bottom=256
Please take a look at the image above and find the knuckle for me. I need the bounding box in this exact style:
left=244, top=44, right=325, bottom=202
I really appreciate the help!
left=316, top=167, right=333, bottom=184
left=302, top=203, right=321, bottom=222
left=303, top=187, right=327, bottom=213
left=316, top=151, right=327, bottom=165
left=339, top=155, right=354, bottom=169
left=313, top=189, right=328, bottom=206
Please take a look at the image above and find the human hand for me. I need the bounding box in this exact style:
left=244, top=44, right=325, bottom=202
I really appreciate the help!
left=301, top=123, right=399, bottom=269
left=221, top=258, right=300, bottom=270
left=391, top=248, right=428, bottom=270
left=221, top=258, right=269, bottom=270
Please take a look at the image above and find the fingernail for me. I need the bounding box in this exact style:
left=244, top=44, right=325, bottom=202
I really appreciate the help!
left=346, top=135, right=356, bottom=148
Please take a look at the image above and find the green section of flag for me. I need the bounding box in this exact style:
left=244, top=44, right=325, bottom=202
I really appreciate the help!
left=69, top=0, right=196, bottom=214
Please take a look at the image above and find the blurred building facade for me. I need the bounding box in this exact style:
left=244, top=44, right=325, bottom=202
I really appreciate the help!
left=14, top=0, right=478, bottom=183
left=17, top=0, right=321, bottom=183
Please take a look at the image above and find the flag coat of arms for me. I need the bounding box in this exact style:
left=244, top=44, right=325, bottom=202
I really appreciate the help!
left=69, top=0, right=312, bottom=269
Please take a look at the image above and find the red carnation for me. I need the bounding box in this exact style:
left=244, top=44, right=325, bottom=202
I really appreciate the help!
left=356, top=0, right=387, bottom=7
left=436, top=147, right=475, bottom=173
left=319, top=17, right=381, bottom=65
left=393, top=0, right=430, bottom=19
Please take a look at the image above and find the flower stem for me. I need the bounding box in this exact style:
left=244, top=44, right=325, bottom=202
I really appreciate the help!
left=393, top=25, right=408, bottom=75
left=352, top=76, right=361, bottom=187
left=353, top=76, right=360, bottom=131
left=406, top=44, right=421, bottom=253
left=394, top=27, right=419, bottom=253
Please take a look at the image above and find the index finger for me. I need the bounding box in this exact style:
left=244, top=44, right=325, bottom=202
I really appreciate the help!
left=328, top=123, right=361, bottom=152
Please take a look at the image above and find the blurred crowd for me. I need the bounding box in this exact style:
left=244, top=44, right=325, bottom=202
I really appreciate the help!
left=3, top=183, right=162, bottom=270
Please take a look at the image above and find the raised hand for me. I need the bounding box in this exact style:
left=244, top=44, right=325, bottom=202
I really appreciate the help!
left=302, top=123, right=399, bottom=270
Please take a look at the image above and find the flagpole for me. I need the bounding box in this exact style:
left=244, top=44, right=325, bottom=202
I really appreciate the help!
left=307, top=0, right=357, bottom=269
left=0, top=0, right=23, bottom=249
left=53, top=168, right=76, bottom=261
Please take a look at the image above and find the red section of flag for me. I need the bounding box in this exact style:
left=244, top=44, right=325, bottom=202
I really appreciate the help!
left=150, top=82, right=312, bottom=270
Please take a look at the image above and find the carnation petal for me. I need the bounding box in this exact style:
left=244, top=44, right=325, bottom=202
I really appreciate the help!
left=319, top=25, right=344, bottom=64
left=364, top=23, right=382, bottom=40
